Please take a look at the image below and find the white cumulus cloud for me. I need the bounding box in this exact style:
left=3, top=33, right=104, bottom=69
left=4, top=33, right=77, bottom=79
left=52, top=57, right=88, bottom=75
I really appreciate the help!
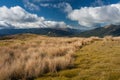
left=0, top=6, right=71, bottom=29
left=68, top=3, right=120, bottom=27
left=40, top=2, right=72, bottom=13
left=23, top=0, right=40, bottom=11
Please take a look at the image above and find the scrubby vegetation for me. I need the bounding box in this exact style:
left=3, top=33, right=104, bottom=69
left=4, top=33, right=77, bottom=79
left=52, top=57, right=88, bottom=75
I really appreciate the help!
left=0, top=34, right=120, bottom=80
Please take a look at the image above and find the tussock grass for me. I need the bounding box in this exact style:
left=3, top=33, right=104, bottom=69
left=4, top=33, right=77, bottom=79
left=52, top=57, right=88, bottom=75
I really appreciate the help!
left=2, top=34, right=120, bottom=80
left=0, top=34, right=100, bottom=80
left=36, top=36, right=120, bottom=80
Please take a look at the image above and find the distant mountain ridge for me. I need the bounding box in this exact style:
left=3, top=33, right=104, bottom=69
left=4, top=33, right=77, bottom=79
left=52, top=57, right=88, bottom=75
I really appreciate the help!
left=79, top=24, right=120, bottom=37
left=1, top=24, right=120, bottom=37
left=0, top=28, right=81, bottom=37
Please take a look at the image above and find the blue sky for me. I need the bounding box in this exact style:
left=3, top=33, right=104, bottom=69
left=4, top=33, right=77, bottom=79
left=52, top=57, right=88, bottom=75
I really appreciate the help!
left=0, top=0, right=120, bottom=29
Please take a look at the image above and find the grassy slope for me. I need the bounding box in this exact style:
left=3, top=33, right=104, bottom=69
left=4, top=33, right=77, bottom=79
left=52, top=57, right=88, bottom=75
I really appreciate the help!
left=36, top=40, right=120, bottom=80
left=0, top=34, right=87, bottom=80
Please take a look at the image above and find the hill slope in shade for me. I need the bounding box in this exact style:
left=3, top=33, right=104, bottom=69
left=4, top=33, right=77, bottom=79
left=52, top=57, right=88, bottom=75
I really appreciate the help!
left=79, top=24, right=120, bottom=37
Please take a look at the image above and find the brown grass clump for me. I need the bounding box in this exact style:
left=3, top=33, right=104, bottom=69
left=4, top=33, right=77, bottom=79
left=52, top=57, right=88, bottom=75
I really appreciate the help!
left=104, top=36, right=113, bottom=41
left=0, top=34, right=100, bottom=80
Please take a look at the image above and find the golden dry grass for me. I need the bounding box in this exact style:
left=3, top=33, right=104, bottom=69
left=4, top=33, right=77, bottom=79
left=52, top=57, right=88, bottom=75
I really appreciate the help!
left=36, top=36, right=120, bottom=80
left=0, top=34, right=101, bottom=80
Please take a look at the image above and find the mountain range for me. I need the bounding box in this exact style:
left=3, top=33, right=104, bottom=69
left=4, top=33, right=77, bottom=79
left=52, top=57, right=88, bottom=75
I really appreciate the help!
left=78, top=24, right=120, bottom=37
left=0, top=28, right=81, bottom=37
left=0, top=24, right=120, bottom=37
